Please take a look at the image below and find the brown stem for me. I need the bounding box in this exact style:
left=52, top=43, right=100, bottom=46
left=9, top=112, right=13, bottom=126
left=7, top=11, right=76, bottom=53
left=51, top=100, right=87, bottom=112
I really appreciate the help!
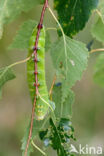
left=24, top=0, right=48, bottom=155
left=90, top=48, right=104, bottom=54
left=24, top=97, right=36, bottom=156
left=34, top=0, right=48, bottom=95
left=49, top=74, right=57, bottom=100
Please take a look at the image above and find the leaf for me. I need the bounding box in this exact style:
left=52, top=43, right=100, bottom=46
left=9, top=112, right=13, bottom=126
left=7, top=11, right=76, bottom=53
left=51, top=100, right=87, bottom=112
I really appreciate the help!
left=50, top=36, right=89, bottom=103
left=0, top=0, right=43, bottom=39
left=52, top=84, right=75, bottom=118
left=0, top=66, right=16, bottom=89
left=21, top=118, right=49, bottom=156
left=91, top=17, right=104, bottom=43
left=93, top=53, right=104, bottom=87
left=98, top=0, right=104, bottom=23
left=9, top=20, right=51, bottom=51
left=39, top=118, right=75, bottom=156
left=9, top=20, right=37, bottom=50
left=54, top=0, right=98, bottom=37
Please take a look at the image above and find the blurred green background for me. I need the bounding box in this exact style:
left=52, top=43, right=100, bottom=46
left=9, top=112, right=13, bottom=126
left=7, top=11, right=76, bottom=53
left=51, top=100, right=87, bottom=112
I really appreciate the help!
left=0, top=2, right=104, bottom=156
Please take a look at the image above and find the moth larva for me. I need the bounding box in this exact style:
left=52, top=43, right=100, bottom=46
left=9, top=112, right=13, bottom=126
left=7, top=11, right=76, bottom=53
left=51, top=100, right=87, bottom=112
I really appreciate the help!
left=27, top=26, right=49, bottom=120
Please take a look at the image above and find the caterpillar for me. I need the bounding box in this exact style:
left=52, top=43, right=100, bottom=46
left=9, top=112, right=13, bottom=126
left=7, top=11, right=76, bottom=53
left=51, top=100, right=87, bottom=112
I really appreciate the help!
left=27, top=25, right=49, bottom=120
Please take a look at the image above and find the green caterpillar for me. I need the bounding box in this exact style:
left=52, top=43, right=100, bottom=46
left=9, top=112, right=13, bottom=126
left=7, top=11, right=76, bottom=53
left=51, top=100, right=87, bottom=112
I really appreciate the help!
left=27, top=25, right=49, bottom=120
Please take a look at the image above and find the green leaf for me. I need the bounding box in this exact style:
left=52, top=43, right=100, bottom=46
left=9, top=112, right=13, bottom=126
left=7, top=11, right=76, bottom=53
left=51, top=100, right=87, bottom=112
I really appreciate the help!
left=50, top=36, right=89, bottom=103
left=9, top=20, right=51, bottom=51
left=91, top=17, right=104, bottom=43
left=9, top=20, right=37, bottom=50
left=21, top=118, right=49, bottom=156
left=54, top=0, right=98, bottom=37
left=0, top=0, right=43, bottom=39
left=93, top=53, right=104, bottom=87
left=52, top=84, right=75, bottom=118
left=0, top=66, right=16, bottom=89
left=98, top=0, right=104, bottom=23
left=39, top=118, right=75, bottom=156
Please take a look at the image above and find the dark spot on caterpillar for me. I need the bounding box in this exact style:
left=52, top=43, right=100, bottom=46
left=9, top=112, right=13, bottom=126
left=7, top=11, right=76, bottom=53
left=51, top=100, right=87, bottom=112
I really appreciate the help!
left=33, top=46, right=40, bottom=51
left=33, top=58, right=40, bottom=62
left=33, top=46, right=38, bottom=51
left=37, top=24, right=43, bottom=29
left=34, top=71, right=38, bottom=75
left=34, top=83, right=40, bottom=87
left=55, top=82, right=62, bottom=87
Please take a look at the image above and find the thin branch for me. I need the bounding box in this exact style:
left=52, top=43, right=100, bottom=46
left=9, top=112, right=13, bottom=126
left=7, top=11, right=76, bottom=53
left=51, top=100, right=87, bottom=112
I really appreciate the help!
left=9, top=57, right=30, bottom=68
left=49, top=74, right=56, bottom=100
left=24, top=0, right=49, bottom=155
left=34, top=0, right=48, bottom=95
left=90, top=48, right=104, bottom=54
left=24, top=97, right=36, bottom=156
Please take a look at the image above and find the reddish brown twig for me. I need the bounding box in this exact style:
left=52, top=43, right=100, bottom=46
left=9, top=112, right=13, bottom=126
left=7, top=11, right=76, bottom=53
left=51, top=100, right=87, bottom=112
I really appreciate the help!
left=24, top=0, right=48, bottom=155
left=34, top=0, right=48, bottom=95
left=24, top=97, right=36, bottom=156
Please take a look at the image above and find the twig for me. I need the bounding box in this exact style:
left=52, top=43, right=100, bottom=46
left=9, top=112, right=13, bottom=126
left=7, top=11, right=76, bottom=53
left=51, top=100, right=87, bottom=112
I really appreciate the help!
left=24, top=97, right=36, bottom=156
left=49, top=74, right=56, bottom=100
left=34, top=0, right=48, bottom=95
left=9, top=57, right=30, bottom=68
left=24, top=0, right=49, bottom=155
left=90, top=48, right=104, bottom=54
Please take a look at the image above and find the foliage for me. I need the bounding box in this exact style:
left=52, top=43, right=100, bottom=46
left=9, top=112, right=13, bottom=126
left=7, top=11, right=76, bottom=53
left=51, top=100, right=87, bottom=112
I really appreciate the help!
left=91, top=17, right=104, bottom=43
left=9, top=20, right=50, bottom=52
left=52, top=84, right=75, bottom=118
left=22, top=118, right=49, bottom=156
left=1, top=0, right=104, bottom=156
left=0, top=66, right=16, bottom=97
left=91, top=0, right=104, bottom=43
left=91, top=0, right=104, bottom=87
left=98, top=0, right=104, bottom=23
left=9, top=20, right=37, bottom=50
left=93, top=53, right=104, bottom=87
left=50, top=36, right=89, bottom=103
left=39, top=118, right=75, bottom=156
left=0, top=0, right=44, bottom=39
left=54, top=0, right=98, bottom=37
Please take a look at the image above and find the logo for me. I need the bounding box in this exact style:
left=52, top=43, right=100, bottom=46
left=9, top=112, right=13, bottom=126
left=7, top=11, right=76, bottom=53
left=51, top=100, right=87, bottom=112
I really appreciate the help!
left=70, top=144, right=103, bottom=155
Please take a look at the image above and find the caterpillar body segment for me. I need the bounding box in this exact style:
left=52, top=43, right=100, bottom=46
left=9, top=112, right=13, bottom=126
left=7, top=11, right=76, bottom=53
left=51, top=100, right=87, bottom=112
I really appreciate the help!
left=27, top=26, right=49, bottom=120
